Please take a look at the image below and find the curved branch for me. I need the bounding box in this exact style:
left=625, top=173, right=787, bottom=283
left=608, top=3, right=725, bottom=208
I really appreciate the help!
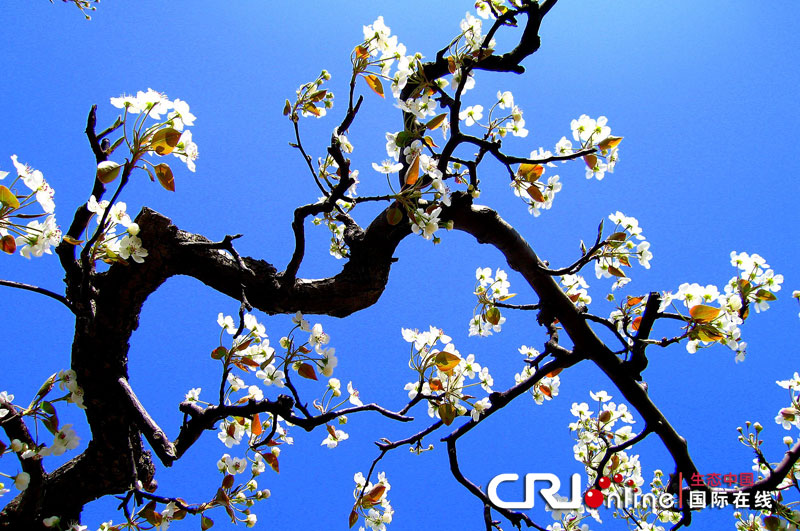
left=0, top=279, right=74, bottom=312
left=446, top=437, right=541, bottom=530
left=443, top=193, right=709, bottom=503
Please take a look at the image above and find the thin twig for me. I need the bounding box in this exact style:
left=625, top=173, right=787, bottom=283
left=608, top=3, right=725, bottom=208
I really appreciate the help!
left=0, top=279, right=74, bottom=312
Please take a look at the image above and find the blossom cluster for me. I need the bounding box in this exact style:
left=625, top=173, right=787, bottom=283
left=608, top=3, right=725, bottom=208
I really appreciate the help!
left=555, top=115, right=621, bottom=181
left=0, top=392, right=32, bottom=500
left=58, top=369, right=86, bottom=409
left=352, top=471, right=393, bottom=531
left=320, top=377, right=363, bottom=449
left=469, top=267, right=512, bottom=337
left=774, top=373, right=800, bottom=432
left=185, top=311, right=366, bottom=530
left=594, top=211, right=652, bottom=287
left=561, top=274, right=592, bottom=306
left=311, top=155, right=360, bottom=259
left=658, top=251, right=782, bottom=360
left=510, top=159, right=562, bottom=217
left=0, top=155, right=61, bottom=258
left=212, top=312, right=366, bottom=460
left=375, top=134, right=453, bottom=244
left=570, top=391, right=638, bottom=480
left=459, top=90, right=529, bottom=138
left=566, top=392, right=679, bottom=529
left=285, top=70, right=335, bottom=120
left=0, top=369, right=87, bottom=493
left=360, top=16, right=417, bottom=100
left=110, top=88, right=198, bottom=173
left=84, top=196, right=147, bottom=264
left=515, top=346, right=561, bottom=405
left=401, top=326, right=493, bottom=423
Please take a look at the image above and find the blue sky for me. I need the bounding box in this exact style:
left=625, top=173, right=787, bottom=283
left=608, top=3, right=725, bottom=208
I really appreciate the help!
left=1, top=1, right=799, bottom=530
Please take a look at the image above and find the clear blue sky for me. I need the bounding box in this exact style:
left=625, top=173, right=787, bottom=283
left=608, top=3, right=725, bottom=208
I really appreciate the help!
left=1, top=1, right=799, bottom=530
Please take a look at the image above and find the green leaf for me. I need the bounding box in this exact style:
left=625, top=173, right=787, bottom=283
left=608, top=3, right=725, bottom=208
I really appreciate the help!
left=607, top=265, right=626, bottom=278
left=107, top=136, right=125, bottom=155
left=386, top=207, right=403, bottom=226
left=41, top=401, right=55, bottom=415
left=439, top=403, right=456, bottom=425
left=485, top=306, right=501, bottom=325
left=302, top=103, right=321, bottom=117
left=43, top=413, right=59, bottom=435
left=518, top=163, right=544, bottom=182
left=426, top=113, right=448, bottom=130
left=689, top=304, right=721, bottom=323
left=434, top=351, right=461, bottom=372
left=30, top=373, right=58, bottom=409
left=308, top=90, right=327, bottom=102
left=150, top=128, right=182, bottom=156
left=96, top=161, right=121, bottom=184
left=0, top=186, right=20, bottom=209
left=394, top=131, right=413, bottom=147
left=695, top=326, right=723, bottom=342
left=755, top=289, right=777, bottom=302
left=154, top=163, right=175, bottom=192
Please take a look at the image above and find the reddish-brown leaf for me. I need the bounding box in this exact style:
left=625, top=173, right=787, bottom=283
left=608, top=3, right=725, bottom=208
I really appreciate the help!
left=297, top=363, right=318, bottom=380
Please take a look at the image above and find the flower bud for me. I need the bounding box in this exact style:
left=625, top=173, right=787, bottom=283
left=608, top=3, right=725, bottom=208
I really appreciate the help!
left=784, top=436, right=794, bottom=446
left=14, top=472, right=30, bottom=491
left=127, top=223, right=140, bottom=236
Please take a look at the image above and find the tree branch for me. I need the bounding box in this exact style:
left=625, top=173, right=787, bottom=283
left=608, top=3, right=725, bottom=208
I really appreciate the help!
left=117, top=377, right=177, bottom=466
left=0, top=279, right=73, bottom=312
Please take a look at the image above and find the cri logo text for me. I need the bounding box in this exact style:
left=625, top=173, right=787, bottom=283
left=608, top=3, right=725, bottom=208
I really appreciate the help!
left=487, top=473, right=583, bottom=510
